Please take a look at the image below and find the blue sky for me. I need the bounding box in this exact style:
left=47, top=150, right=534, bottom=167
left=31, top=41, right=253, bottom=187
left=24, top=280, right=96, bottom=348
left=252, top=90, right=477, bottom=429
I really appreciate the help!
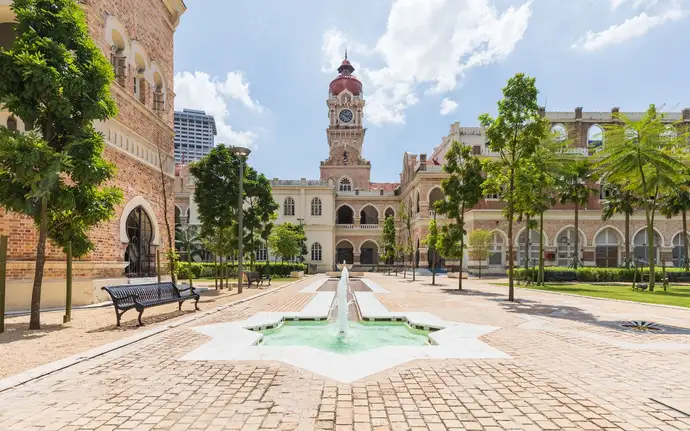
left=174, top=0, right=690, bottom=183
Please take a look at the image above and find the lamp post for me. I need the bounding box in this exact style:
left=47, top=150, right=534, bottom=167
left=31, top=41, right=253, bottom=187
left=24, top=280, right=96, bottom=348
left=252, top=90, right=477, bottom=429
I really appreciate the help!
left=232, top=145, right=251, bottom=294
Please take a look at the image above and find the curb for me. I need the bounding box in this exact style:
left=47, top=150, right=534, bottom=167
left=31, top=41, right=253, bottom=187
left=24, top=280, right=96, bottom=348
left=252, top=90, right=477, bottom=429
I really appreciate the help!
left=515, top=285, right=690, bottom=312
left=0, top=276, right=313, bottom=393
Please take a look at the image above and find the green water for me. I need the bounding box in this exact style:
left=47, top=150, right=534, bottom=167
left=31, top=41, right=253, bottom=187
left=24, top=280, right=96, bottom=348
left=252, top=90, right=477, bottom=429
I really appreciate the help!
left=259, top=320, right=430, bottom=354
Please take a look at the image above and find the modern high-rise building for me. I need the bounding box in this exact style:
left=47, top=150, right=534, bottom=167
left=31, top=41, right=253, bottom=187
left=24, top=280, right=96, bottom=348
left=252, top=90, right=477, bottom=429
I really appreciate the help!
left=174, top=109, right=217, bottom=163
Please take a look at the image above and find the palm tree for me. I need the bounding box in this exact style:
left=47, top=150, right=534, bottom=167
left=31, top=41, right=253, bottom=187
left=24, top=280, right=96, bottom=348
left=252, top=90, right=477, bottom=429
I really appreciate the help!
left=557, top=159, right=595, bottom=269
left=659, top=182, right=690, bottom=270
left=596, top=104, right=690, bottom=290
left=175, top=226, right=204, bottom=288
left=601, top=186, right=638, bottom=268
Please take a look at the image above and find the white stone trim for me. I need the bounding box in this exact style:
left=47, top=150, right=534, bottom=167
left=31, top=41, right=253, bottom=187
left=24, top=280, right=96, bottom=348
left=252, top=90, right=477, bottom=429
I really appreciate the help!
left=119, top=196, right=161, bottom=246
left=552, top=224, right=588, bottom=247
left=592, top=225, right=625, bottom=247
left=631, top=226, right=665, bottom=247
left=104, top=15, right=130, bottom=57
left=358, top=238, right=380, bottom=253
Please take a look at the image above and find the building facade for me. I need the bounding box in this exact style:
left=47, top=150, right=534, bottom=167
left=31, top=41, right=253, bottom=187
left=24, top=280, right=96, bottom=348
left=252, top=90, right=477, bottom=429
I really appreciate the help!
left=0, top=0, right=186, bottom=310
left=174, top=108, right=217, bottom=163
left=174, top=55, right=690, bottom=274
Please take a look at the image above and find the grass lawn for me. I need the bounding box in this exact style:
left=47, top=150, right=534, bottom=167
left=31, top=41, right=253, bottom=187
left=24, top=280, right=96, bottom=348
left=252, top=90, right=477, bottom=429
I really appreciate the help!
left=492, top=282, right=690, bottom=308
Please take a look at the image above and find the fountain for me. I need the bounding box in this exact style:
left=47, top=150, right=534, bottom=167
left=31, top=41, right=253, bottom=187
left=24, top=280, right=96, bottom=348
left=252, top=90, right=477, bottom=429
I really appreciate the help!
left=334, top=261, right=351, bottom=335
left=256, top=262, right=432, bottom=354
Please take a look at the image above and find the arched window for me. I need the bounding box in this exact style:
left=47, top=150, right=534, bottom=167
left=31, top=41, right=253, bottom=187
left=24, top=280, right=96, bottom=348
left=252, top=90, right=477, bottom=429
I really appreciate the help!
left=489, top=233, right=504, bottom=266
left=384, top=207, right=395, bottom=219
left=415, top=191, right=420, bottom=214
left=517, top=230, right=541, bottom=265
left=556, top=228, right=585, bottom=267
left=672, top=233, right=687, bottom=267
left=124, top=206, right=156, bottom=277
left=257, top=244, right=268, bottom=262
left=6, top=116, right=17, bottom=132
left=428, top=187, right=445, bottom=215
left=633, top=229, right=660, bottom=265
left=311, top=197, right=322, bottom=216
left=551, top=124, right=567, bottom=142
left=311, top=242, right=323, bottom=261
left=595, top=228, right=619, bottom=268
left=284, top=197, right=295, bottom=216
left=587, top=125, right=604, bottom=153
left=339, top=177, right=352, bottom=192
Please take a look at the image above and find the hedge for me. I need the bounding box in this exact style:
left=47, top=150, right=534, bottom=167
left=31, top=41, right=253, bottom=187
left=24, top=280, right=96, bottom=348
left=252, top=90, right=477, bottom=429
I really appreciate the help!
left=176, top=262, right=306, bottom=280
left=513, top=266, right=690, bottom=283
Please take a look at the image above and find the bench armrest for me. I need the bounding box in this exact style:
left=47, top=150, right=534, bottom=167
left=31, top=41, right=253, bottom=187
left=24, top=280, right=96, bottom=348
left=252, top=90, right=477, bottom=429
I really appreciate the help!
left=176, top=286, right=196, bottom=294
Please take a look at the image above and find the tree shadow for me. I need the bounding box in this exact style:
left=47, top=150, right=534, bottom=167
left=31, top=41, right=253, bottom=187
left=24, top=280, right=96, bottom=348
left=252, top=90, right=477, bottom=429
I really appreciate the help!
left=498, top=299, right=690, bottom=335
left=0, top=323, right=65, bottom=344
left=439, top=288, right=504, bottom=298
left=87, top=309, right=196, bottom=333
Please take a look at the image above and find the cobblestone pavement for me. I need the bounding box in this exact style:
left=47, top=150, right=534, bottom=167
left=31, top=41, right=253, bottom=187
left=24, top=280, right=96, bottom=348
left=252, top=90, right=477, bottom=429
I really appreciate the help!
left=1, top=274, right=690, bottom=430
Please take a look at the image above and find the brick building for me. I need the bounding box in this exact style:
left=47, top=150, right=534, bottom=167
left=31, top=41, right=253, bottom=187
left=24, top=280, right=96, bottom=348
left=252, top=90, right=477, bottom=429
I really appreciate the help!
left=0, top=0, right=186, bottom=310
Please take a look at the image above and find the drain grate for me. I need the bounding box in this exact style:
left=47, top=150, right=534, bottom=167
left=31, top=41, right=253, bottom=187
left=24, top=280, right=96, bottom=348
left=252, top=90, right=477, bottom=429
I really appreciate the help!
left=620, top=320, right=663, bottom=332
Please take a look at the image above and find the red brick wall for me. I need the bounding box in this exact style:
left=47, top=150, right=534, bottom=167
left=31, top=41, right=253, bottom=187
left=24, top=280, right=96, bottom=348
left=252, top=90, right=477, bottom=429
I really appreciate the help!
left=0, top=0, right=177, bottom=280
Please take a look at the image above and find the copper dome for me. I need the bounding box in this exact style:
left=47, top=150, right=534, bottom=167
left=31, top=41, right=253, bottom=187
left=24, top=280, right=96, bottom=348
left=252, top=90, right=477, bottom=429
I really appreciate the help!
left=329, top=58, right=362, bottom=96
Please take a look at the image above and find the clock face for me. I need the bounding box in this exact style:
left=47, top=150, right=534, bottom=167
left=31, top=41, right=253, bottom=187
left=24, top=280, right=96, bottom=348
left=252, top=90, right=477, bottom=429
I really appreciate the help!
left=339, top=109, right=354, bottom=123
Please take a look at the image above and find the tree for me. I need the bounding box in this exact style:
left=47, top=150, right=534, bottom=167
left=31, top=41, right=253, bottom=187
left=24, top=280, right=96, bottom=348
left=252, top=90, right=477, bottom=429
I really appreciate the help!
left=156, top=132, right=177, bottom=285
left=175, top=225, right=203, bottom=288
left=480, top=73, right=550, bottom=301
left=469, top=229, right=492, bottom=279
left=557, top=159, right=595, bottom=270
left=268, top=223, right=302, bottom=263
left=382, top=215, right=396, bottom=266
left=423, top=218, right=439, bottom=285
left=435, top=142, right=484, bottom=290
left=0, top=0, right=123, bottom=329
left=601, top=185, right=638, bottom=268
left=596, top=104, right=690, bottom=290
left=284, top=223, right=307, bottom=262
left=398, top=201, right=414, bottom=280
left=658, top=174, right=690, bottom=270
left=242, top=167, right=278, bottom=269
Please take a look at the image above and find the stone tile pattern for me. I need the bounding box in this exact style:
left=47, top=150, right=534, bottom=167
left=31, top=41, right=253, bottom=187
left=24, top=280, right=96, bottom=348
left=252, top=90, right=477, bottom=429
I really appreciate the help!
left=1, top=276, right=690, bottom=430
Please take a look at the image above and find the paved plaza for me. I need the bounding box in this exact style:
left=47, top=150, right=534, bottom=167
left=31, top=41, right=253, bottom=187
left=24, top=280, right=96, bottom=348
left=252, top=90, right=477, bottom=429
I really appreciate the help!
left=1, top=275, right=690, bottom=430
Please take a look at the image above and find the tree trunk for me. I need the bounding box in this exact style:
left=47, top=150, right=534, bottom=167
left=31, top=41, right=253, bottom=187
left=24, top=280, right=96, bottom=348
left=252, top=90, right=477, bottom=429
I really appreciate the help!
left=625, top=212, right=631, bottom=269
left=574, top=203, right=579, bottom=270
left=478, top=260, right=482, bottom=279
left=507, top=173, right=515, bottom=301
left=187, top=244, right=193, bottom=288
left=647, top=222, right=656, bottom=291
left=431, top=248, right=436, bottom=286
left=29, top=196, right=49, bottom=330
left=538, top=210, right=545, bottom=285
left=524, top=216, right=530, bottom=274
left=458, top=207, right=465, bottom=291
left=214, top=253, right=218, bottom=290
left=157, top=148, right=176, bottom=285
left=681, top=210, right=690, bottom=271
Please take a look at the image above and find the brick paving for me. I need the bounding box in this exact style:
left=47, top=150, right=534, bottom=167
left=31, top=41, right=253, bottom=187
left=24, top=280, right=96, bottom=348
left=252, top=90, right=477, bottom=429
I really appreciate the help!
left=1, top=274, right=690, bottom=430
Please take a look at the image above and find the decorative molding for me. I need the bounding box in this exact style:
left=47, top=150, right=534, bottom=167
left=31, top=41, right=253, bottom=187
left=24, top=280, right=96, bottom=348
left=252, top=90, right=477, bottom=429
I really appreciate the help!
left=119, top=196, right=161, bottom=246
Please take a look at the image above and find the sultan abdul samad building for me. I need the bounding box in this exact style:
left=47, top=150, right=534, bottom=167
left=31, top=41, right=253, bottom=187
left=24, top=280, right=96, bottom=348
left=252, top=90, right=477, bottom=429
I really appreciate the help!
left=175, top=56, right=690, bottom=275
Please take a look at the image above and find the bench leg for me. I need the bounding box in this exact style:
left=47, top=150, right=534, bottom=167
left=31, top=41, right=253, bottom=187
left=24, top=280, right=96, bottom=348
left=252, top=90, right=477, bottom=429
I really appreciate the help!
left=194, top=296, right=200, bottom=311
left=137, top=309, right=144, bottom=326
left=115, top=310, right=124, bottom=327
left=178, top=301, right=183, bottom=311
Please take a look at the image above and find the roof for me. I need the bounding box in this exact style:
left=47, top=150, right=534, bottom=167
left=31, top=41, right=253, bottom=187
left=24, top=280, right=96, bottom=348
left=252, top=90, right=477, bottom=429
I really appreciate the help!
left=369, top=182, right=400, bottom=192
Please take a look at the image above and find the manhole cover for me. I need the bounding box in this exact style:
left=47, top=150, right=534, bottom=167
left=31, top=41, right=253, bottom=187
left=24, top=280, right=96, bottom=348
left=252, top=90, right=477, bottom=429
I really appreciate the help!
left=620, top=320, right=663, bottom=332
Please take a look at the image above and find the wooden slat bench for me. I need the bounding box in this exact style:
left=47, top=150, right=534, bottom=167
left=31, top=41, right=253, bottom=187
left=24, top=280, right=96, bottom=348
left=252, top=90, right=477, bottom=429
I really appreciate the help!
left=244, top=271, right=271, bottom=288
left=102, top=282, right=200, bottom=327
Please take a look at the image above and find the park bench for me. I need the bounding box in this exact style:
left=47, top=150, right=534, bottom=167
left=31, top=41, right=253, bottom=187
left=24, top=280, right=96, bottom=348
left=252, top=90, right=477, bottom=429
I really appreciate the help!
left=102, top=282, right=200, bottom=327
left=244, top=271, right=271, bottom=288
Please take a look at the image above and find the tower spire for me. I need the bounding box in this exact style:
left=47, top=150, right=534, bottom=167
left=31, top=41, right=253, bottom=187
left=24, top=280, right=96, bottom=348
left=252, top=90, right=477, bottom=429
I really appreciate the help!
left=345, top=47, right=348, bottom=60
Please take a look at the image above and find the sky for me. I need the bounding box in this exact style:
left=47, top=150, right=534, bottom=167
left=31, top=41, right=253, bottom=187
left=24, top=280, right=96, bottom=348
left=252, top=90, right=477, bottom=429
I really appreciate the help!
left=173, top=0, right=690, bottom=183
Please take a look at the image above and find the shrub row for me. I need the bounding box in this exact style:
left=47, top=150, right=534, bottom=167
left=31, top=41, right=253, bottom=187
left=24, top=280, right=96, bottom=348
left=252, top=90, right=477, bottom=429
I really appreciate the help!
left=513, top=266, right=690, bottom=283
left=176, top=262, right=306, bottom=280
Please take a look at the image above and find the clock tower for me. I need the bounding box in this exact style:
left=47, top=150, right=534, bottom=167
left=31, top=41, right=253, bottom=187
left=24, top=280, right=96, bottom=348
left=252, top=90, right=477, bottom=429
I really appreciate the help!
left=320, top=55, right=371, bottom=190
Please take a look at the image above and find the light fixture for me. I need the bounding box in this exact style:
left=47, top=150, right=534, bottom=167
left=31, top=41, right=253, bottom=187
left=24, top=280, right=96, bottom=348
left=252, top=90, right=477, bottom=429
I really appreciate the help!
left=231, top=146, right=251, bottom=157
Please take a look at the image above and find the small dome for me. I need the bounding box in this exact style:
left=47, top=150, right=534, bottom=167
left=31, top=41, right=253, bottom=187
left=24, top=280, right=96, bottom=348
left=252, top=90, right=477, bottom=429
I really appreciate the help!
left=329, top=58, right=362, bottom=96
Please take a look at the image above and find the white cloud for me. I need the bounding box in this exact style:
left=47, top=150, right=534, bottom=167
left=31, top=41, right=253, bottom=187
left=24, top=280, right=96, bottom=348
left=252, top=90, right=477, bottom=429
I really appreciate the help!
left=321, top=0, right=533, bottom=125
left=174, top=71, right=261, bottom=148
left=572, top=8, right=685, bottom=51
left=611, top=0, right=660, bottom=11
left=440, top=98, right=458, bottom=115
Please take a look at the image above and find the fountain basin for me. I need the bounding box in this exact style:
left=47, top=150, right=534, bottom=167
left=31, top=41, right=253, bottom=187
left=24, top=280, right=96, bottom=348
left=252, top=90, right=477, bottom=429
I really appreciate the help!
left=257, top=320, right=431, bottom=354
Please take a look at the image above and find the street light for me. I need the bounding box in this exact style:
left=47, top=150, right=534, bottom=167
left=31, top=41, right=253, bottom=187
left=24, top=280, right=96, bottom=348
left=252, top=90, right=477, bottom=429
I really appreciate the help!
left=232, top=145, right=251, bottom=294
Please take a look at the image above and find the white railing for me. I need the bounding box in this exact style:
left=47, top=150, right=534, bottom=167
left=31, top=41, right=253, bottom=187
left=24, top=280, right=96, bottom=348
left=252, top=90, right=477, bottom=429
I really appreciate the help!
left=559, top=147, right=589, bottom=157
left=360, top=224, right=380, bottom=229
left=336, top=224, right=354, bottom=229
left=271, top=179, right=329, bottom=186
left=481, top=147, right=501, bottom=157
left=335, top=190, right=396, bottom=197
